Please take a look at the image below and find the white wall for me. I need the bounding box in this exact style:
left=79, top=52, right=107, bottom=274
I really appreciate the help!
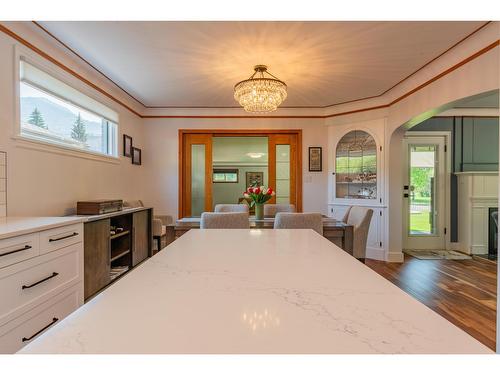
left=0, top=22, right=147, bottom=216
left=141, top=118, right=328, bottom=218
left=212, top=166, right=268, bottom=207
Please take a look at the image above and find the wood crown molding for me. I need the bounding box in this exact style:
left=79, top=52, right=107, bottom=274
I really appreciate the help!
left=0, top=23, right=143, bottom=118
left=33, top=21, right=491, bottom=110
left=0, top=23, right=498, bottom=120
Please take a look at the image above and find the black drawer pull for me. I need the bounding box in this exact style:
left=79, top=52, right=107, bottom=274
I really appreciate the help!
left=49, top=232, right=78, bottom=242
left=22, top=272, right=59, bottom=289
left=22, top=317, right=59, bottom=342
left=0, top=245, right=32, bottom=258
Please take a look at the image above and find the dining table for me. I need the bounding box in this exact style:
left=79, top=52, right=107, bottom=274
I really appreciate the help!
left=19, top=229, right=491, bottom=354
left=174, top=216, right=354, bottom=254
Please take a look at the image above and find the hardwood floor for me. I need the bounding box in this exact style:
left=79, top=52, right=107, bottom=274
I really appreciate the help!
left=365, top=255, right=497, bottom=350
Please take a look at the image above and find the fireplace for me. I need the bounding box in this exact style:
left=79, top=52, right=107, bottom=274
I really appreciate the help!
left=488, top=207, right=498, bottom=260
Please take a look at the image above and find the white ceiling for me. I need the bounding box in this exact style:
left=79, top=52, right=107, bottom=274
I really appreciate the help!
left=37, top=21, right=486, bottom=108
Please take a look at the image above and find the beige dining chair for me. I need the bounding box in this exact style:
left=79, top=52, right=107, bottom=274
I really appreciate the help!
left=273, top=213, right=323, bottom=235
left=214, top=204, right=249, bottom=213
left=264, top=204, right=296, bottom=217
left=341, top=206, right=352, bottom=223
left=200, top=212, right=250, bottom=229
left=345, top=206, right=373, bottom=261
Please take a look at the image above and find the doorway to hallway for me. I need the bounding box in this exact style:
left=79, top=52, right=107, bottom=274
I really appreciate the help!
left=178, top=129, right=302, bottom=218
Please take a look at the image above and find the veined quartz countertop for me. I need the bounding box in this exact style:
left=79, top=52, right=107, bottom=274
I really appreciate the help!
left=19, top=229, right=492, bottom=354
left=0, top=216, right=85, bottom=240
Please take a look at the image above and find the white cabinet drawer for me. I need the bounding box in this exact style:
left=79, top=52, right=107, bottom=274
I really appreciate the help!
left=39, top=223, right=83, bottom=255
left=0, top=283, right=82, bottom=354
left=0, top=243, right=83, bottom=325
left=0, top=233, right=39, bottom=270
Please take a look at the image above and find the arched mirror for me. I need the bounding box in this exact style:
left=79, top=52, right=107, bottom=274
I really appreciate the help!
left=335, top=130, right=377, bottom=200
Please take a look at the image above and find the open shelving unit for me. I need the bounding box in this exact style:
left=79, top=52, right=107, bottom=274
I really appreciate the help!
left=109, top=215, right=132, bottom=283
left=110, top=230, right=130, bottom=240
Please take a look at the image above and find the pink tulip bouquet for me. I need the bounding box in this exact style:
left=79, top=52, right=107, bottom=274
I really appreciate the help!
left=243, top=186, right=276, bottom=220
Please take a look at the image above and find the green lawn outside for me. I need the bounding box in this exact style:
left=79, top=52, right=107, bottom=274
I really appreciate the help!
left=411, top=195, right=431, bottom=205
left=410, top=211, right=432, bottom=234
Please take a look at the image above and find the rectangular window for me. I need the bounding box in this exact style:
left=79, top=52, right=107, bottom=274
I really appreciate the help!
left=18, top=59, right=118, bottom=157
left=212, top=169, right=239, bottom=183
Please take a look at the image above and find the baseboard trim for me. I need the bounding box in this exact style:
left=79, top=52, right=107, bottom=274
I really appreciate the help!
left=366, top=247, right=385, bottom=261
left=386, top=252, right=404, bottom=263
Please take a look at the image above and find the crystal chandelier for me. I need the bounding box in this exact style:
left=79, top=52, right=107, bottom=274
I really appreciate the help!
left=234, top=65, right=287, bottom=112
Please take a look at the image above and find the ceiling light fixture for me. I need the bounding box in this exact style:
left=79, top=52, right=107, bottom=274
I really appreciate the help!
left=246, top=152, right=266, bottom=159
left=234, top=65, right=287, bottom=113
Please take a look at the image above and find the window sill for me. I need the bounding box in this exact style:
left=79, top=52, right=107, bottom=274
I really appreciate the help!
left=12, top=135, right=120, bottom=164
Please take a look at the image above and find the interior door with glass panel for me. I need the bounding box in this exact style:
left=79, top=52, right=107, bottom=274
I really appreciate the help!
left=403, top=136, right=446, bottom=250
left=268, top=134, right=299, bottom=207
left=181, top=134, right=212, bottom=217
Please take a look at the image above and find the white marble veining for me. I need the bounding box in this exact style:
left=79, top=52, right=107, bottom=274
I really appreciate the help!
left=0, top=216, right=85, bottom=240
left=20, top=229, right=492, bottom=354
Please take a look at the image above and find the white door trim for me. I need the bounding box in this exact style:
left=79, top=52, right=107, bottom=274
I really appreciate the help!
left=403, top=132, right=451, bottom=250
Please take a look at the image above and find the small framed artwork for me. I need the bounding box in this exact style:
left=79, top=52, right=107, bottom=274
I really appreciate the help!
left=246, top=171, right=263, bottom=187
left=309, top=146, right=322, bottom=172
left=132, top=147, right=142, bottom=165
left=123, top=134, right=133, bottom=157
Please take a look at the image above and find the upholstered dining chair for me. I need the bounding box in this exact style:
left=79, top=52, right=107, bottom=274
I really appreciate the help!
left=273, top=213, right=323, bottom=235
left=264, top=204, right=296, bottom=217
left=214, top=204, right=249, bottom=213
left=200, top=212, right=250, bottom=229
left=345, top=206, right=373, bottom=262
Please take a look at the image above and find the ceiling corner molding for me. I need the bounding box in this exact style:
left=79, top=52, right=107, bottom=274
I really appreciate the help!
left=30, top=20, right=493, bottom=112
left=0, top=22, right=143, bottom=118
left=32, top=21, right=148, bottom=109
left=0, top=22, right=498, bottom=121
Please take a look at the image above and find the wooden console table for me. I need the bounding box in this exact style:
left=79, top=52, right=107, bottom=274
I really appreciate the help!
left=173, top=217, right=353, bottom=254
left=79, top=207, right=153, bottom=300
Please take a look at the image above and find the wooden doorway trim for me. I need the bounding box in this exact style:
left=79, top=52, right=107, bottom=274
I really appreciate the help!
left=179, top=129, right=302, bottom=218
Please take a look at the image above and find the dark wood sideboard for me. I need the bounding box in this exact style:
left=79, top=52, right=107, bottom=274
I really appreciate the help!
left=83, top=207, right=153, bottom=300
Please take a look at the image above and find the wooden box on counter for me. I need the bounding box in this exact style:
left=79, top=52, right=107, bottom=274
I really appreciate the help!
left=76, top=200, right=123, bottom=215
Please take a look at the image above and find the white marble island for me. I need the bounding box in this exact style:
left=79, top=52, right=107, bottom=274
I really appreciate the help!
left=19, top=229, right=492, bottom=354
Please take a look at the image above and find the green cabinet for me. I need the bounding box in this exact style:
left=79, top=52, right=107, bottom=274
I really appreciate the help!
left=456, top=117, right=498, bottom=172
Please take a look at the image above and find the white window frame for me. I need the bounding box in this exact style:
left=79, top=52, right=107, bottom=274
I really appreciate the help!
left=13, top=46, right=120, bottom=163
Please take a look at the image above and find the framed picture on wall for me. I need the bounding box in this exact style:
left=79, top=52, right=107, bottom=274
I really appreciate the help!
left=123, top=134, right=133, bottom=157
left=309, top=146, right=322, bottom=172
left=132, top=147, right=142, bottom=165
left=246, top=171, right=263, bottom=188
